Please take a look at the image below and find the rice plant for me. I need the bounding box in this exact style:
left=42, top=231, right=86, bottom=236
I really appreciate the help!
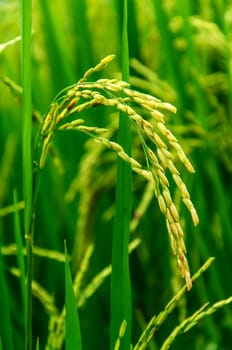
left=0, top=0, right=232, bottom=349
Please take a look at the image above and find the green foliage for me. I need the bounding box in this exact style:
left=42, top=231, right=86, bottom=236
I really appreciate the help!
left=0, top=0, right=232, bottom=349
left=19, top=0, right=33, bottom=347
left=110, top=2, right=132, bottom=350
left=65, top=242, right=82, bottom=350
left=0, top=241, right=13, bottom=350
left=13, top=189, right=26, bottom=326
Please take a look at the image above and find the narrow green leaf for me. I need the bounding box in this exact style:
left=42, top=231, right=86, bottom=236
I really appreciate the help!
left=20, top=0, right=33, bottom=234
left=65, top=242, right=82, bottom=350
left=0, top=240, right=13, bottom=350
left=35, top=338, right=39, bottom=350
left=19, top=0, right=33, bottom=348
left=110, top=1, right=132, bottom=349
left=13, top=189, right=26, bottom=327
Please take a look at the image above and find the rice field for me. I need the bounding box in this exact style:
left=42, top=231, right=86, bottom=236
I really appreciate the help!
left=0, top=0, right=232, bottom=349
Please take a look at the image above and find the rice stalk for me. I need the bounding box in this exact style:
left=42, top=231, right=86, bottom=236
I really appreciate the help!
left=38, top=55, right=199, bottom=289
left=160, top=295, right=232, bottom=350
left=19, top=0, right=33, bottom=348
left=133, top=257, right=215, bottom=350
left=45, top=239, right=140, bottom=350
left=9, top=267, right=58, bottom=318
left=0, top=201, right=25, bottom=217
left=0, top=35, right=21, bottom=54
left=1, top=244, right=67, bottom=263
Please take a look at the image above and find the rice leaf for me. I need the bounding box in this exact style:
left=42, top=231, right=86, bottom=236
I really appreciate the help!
left=110, top=1, right=132, bottom=349
left=0, top=240, right=13, bottom=350
left=19, top=0, right=33, bottom=348
left=35, top=338, right=39, bottom=350
left=13, top=189, right=26, bottom=331
left=65, top=242, right=82, bottom=350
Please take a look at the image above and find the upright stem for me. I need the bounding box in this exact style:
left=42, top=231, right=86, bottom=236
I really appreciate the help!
left=110, top=0, right=132, bottom=349
left=20, top=0, right=33, bottom=349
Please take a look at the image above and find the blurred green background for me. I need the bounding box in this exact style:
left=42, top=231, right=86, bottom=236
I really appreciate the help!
left=0, top=0, right=232, bottom=349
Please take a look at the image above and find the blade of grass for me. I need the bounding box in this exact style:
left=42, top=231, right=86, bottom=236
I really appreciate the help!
left=20, top=0, right=33, bottom=235
left=0, top=237, right=13, bottom=350
left=65, top=242, right=82, bottom=350
left=19, top=0, right=33, bottom=348
left=110, top=1, right=132, bottom=349
left=13, top=189, right=26, bottom=326
left=35, top=339, right=39, bottom=350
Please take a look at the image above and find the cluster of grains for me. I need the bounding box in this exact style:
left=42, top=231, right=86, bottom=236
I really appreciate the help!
left=39, top=55, right=199, bottom=289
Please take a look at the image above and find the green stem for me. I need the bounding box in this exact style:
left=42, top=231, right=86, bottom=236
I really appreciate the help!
left=20, top=0, right=33, bottom=348
left=110, top=1, right=132, bottom=349
left=13, top=189, right=26, bottom=328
